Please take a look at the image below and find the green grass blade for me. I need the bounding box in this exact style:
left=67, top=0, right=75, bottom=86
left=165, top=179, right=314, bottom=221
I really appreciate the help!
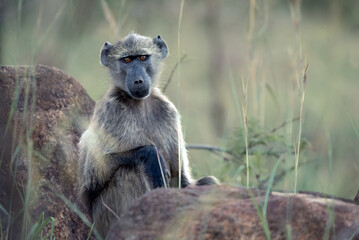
left=248, top=189, right=271, bottom=239
left=26, top=212, right=54, bottom=240
left=349, top=227, right=359, bottom=240
left=349, top=115, right=359, bottom=141
left=265, top=83, right=280, bottom=110
left=177, top=0, right=185, bottom=189
left=50, top=217, right=55, bottom=240
left=228, top=70, right=242, bottom=122
left=0, top=203, right=9, bottom=217
left=86, top=223, right=95, bottom=240
left=263, top=158, right=281, bottom=218
left=17, top=0, right=24, bottom=37
left=34, top=216, right=51, bottom=240
left=322, top=199, right=335, bottom=240
left=26, top=223, right=39, bottom=240
left=0, top=219, right=3, bottom=240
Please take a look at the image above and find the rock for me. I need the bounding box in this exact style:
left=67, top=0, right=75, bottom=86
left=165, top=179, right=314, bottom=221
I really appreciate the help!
left=355, top=189, right=359, bottom=204
left=107, top=185, right=359, bottom=240
left=0, top=65, right=96, bottom=239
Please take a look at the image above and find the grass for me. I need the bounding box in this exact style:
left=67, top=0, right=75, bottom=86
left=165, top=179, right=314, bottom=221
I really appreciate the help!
left=248, top=157, right=281, bottom=240
left=350, top=228, right=359, bottom=240
left=241, top=77, right=250, bottom=188
left=177, top=0, right=185, bottom=189
left=0, top=65, right=61, bottom=239
left=26, top=213, right=55, bottom=240
left=1, top=0, right=359, bottom=239
left=248, top=189, right=271, bottom=239
left=293, top=55, right=308, bottom=193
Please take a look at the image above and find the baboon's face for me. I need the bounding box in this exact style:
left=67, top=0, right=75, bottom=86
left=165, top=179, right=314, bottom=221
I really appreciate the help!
left=100, top=34, right=168, bottom=99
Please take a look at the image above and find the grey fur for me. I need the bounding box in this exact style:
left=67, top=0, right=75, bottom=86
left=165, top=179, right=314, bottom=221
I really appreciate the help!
left=78, top=33, right=219, bottom=238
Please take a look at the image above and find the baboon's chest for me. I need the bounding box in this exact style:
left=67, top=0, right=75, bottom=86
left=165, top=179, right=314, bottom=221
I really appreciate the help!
left=125, top=108, right=174, bottom=143
left=103, top=99, right=178, bottom=157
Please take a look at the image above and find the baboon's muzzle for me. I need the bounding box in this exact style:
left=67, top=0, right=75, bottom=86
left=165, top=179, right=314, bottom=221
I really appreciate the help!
left=127, top=66, right=151, bottom=99
left=130, top=85, right=150, bottom=99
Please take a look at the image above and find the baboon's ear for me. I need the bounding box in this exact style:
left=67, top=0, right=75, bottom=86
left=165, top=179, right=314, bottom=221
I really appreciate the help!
left=100, top=41, right=113, bottom=66
left=153, top=35, right=168, bottom=59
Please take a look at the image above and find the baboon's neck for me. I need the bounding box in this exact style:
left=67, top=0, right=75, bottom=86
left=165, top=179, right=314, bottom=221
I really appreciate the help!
left=109, top=87, right=133, bottom=103
left=109, top=87, right=163, bottom=107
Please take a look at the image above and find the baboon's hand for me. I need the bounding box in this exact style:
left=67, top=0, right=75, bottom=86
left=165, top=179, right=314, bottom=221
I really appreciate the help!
left=136, top=145, right=169, bottom=188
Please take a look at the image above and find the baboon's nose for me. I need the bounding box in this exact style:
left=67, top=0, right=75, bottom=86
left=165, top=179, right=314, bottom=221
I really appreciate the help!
left=134, top=79, right=143, bottom=85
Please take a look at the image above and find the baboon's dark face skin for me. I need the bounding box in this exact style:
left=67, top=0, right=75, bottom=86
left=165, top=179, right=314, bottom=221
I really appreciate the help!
left=100, top=34, right=168, bottom=99
left=118, top=55, right=152, bottom=99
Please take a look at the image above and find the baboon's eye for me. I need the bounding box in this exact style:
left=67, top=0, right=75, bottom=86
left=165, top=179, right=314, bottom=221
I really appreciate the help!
left=122, top=57, right=132, bottom=63
left=139, top=55, right=148, bottom=61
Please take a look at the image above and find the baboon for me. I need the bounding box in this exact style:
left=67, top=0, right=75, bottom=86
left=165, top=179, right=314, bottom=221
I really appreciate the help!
left=78, top=33, right=219, bottom=238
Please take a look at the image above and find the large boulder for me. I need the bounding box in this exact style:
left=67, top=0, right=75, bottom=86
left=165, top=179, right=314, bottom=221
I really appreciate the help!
left=0, top=65, right=96, bottom=239
left=107, top=185, right=359, bottom=240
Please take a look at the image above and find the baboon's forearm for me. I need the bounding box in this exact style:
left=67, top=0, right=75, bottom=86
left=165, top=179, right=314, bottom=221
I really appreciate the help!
left=109, top=145, right=169, bottom=188
left=83, top=153, right=135, bottom=210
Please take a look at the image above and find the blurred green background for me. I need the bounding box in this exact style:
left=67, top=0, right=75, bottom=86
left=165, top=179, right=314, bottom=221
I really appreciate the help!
left=1, top=0, right=358, bottom=199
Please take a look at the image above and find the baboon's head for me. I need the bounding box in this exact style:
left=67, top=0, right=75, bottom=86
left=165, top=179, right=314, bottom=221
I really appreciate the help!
left=100, top=33, right=168, bottom=99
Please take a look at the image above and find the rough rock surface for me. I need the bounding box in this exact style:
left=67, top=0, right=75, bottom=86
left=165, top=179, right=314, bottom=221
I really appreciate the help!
left=0, top=65, right=95, bottom=239
left=107, top=185, right=359, bottom=240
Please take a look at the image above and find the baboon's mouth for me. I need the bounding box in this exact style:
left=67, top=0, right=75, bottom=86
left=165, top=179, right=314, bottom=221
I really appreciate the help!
left=130, top=88, right=150, bottom=99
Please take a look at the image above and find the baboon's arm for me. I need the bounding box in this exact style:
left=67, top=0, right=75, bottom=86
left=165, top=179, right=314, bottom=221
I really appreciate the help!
left=109, top=145, right=169, bottom=188
left=83, top=146, right=169, bottom=210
